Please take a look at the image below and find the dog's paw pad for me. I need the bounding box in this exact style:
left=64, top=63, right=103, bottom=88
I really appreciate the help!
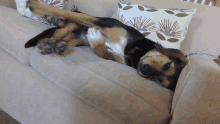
left=55, top=42, right=67, bottom=55
left=37, top=39, right=67, bottom=55
left=51, top=39, right=57, bottom=44
left=43, top=44, right=54, bottom=54
left=38, top=39, right=56, bottom=55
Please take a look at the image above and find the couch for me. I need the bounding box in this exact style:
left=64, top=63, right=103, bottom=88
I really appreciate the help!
left=0, top=0, right=220, bottom=124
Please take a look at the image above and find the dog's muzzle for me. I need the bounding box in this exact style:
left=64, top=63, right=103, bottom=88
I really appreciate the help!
left=138, top=62, right=160, bottom=77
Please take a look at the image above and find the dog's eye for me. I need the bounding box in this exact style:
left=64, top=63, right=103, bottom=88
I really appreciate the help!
left=163, top=62, right=171, bottom=71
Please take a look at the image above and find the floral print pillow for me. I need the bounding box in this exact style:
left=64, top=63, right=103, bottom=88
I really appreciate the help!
left=15, top=0, right=67, bottom=26
left=117, top=0, right=196, bottom=49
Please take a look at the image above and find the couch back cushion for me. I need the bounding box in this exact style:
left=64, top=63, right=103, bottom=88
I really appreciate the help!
left=0, top=0, right=16, bottom=9
left=112, top=0, right=220, bottom=57
left=68, top=0, right=119, bottom=17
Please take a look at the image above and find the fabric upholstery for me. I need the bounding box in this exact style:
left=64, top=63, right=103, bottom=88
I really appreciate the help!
left=0, top=48, right=118, bottom=124
left=0, top=0, right=16, bottom=9
left=29, top=47, right=174, bottom=124
left=170, top=55, right=220, bottom=123
left=0, top=5, right=51, bottom=65
left=69, top=0, right=119, bottom=17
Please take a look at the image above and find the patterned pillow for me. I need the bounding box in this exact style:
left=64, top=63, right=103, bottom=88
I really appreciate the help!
left=15, top=0, right=65, bottom=26
left=117, top=0, right=196, bottom=49
left=64, top=0, right=79, bottom=12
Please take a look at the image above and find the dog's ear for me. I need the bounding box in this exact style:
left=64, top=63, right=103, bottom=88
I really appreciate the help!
left=24, top=27, right=58, bottom=48
left=154, top=44, right=188, bottom=68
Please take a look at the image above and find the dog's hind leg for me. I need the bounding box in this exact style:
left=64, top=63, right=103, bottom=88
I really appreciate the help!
left=26, top=22, right=86, bottom=55
left=26, top=0, right=98, bottom=27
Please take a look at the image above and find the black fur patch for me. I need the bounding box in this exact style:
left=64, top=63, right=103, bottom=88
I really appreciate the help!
left=25, top=27, right=59, bottom=48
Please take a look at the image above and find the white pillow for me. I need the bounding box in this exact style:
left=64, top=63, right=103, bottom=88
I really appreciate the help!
left=117, top=0, right=196, bottom=49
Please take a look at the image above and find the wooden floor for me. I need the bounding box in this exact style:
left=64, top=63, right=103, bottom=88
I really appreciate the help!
left=0, top=109, right=21, bottom=124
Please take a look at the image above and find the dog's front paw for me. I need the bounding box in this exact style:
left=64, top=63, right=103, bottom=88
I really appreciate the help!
left=37, top=39, right=67, bottom=55
left=37, top=39, right=56, bottom=55
left=87, top=27, right=105, bottom=49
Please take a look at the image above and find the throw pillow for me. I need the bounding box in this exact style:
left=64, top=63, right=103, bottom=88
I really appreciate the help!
left=15, top=0, right=65, bottom=26
left=117, top=0, right=196, bottom=49
left=64, top=0, right=78, bottom=12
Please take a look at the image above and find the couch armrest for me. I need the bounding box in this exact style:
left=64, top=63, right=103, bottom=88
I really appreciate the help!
left=170, top=55, right=220, bottom=123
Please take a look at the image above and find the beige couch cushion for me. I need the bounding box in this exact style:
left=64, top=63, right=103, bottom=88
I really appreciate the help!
left=0, top=0, right=16, bottom=9
left=0, top=48, right=117, bottom=124
left=112, top=0, right=220, bottom=56
left=29, top=46, right=174, bottom=124
left=170, top=55, right=220, bottom=123
left=0, top=5, right=51, bottom=65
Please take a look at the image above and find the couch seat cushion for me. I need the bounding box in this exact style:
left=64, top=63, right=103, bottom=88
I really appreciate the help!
left=0, top=5, right=51, bottom=65
left=30, top=46, right=174, bottom=124
left=0, top=48, right=118, bottom=124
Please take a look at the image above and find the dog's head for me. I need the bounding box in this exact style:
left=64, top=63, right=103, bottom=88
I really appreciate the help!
left=137, top=44, right=188, bottom=91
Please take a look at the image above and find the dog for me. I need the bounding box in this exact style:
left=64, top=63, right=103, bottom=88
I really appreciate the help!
left=24, top=0, right=188, bottom=91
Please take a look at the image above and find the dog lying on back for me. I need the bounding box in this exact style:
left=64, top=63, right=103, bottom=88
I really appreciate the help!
left=24, top=0, right=188, bottom=91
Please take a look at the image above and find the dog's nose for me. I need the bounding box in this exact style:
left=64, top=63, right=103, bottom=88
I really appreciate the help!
left=139, top=64, right=159, bottom=77
left=140, top=64, right=151, bottom=75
